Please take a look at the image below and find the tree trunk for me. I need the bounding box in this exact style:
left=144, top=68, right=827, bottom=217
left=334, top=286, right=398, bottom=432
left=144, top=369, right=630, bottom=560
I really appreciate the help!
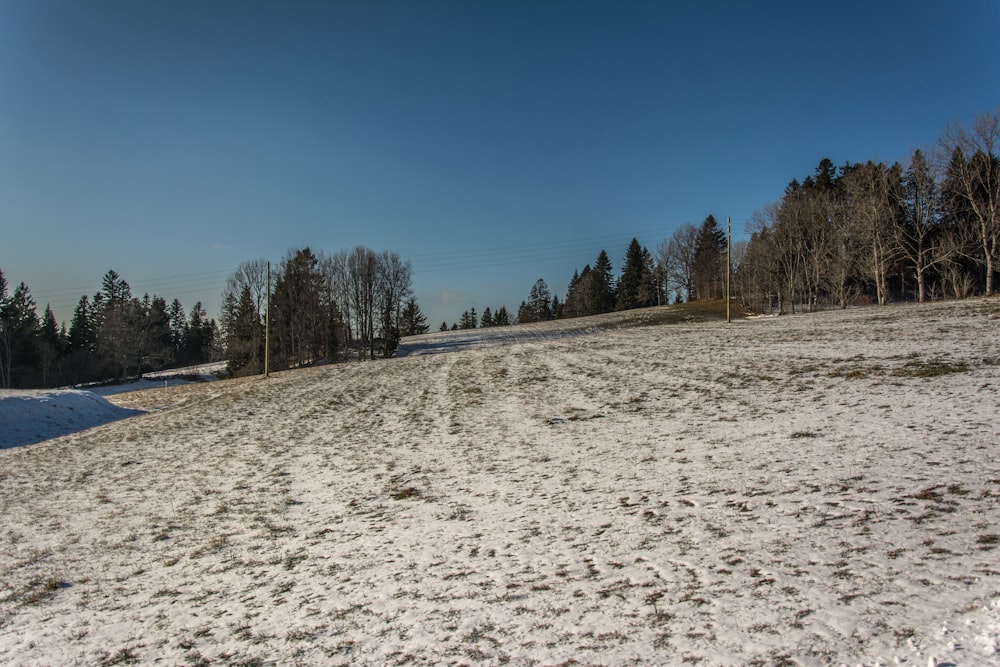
left=987, top=253, right=994, bottom=297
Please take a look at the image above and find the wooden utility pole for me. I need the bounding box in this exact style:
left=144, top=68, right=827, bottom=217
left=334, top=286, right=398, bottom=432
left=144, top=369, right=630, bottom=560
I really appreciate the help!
left=264, top=260, right=270, bottom=378
left=726, top=215, right=732, bottom=323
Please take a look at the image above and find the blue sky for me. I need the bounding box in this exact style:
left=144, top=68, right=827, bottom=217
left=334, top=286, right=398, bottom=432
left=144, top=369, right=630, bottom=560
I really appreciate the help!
left=2, top=1, right=998, bottom=329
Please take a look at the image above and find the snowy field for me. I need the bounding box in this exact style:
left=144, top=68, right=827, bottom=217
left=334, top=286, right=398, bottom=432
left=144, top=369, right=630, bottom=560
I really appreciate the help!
left=1, top=299, right=999, bottom=666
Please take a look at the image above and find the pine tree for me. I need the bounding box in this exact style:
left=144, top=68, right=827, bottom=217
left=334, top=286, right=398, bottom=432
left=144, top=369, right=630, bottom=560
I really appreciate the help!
left=480, top=306, right=493, bottom=328
left=399, top=297, right=429, bottom=336
left=638, top=246, right=659, bottom=306
left=167, top=298, right=188, bottom=364
left=39, top=301, right=67, bottom=386
left=563, top=265, right=591, bottom=317
left=68, top=295, right=94, bottom=352
left=494, top=306, right=510, bottom=326
left=0, top=282, right=40, bottom=388
left=616, top=238, right=652, bottom=310
left=526, top=279, right=553, bottom=321
left=551, top=294, right=562, bottom=319
left=440, top=321, right=449, bottom=332
left=225, top=284, right=264, bottom=376
left=185, top=302, right=215, bottom=364
left=143, top=296, right=173, bottom=371
left=517, top=300, right=531, bottom=323
left=692, top=215, right=726, bottom=300
left=591, top=251, right=616, bottom=313
left=100, top=270, right=132, bottom=308
left=271, top=247, right=326, bottom=366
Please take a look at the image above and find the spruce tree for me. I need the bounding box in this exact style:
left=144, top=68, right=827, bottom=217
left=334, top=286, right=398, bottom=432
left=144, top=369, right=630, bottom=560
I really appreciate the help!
left=225, top=284, right=264, bottom=376
left=399, top=297, right=429, bottom=336
left=638, top=246, right=659, bottom=306
left=68, top=295, right=94, bottom=352
left=616, top=238, right=650, bottom=310
left=692, top=215, right=726, bottom=300
left=517, top=300, right=531, bottom=323
left=167, top=299, right=187, bottom=364
left=0, top=282, right=40, bottom=388
left=143, top=296, right=173, bottom=372
left=38, top=304, right=65, bottom=387
left=526, top=279, right=553, bottom=321
left=494, top=306, right=510, bottom=326
left=591, top=251, right=616, bottom=313
left=458, top=310, right=472, bottom=329
left=551, top=294, right=562, bottom=318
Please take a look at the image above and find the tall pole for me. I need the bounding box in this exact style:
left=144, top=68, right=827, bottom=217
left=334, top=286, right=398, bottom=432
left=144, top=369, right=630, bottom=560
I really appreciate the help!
left=264, top=260, right=270, bottom=378
left=726, top=215, right=732, bottom=323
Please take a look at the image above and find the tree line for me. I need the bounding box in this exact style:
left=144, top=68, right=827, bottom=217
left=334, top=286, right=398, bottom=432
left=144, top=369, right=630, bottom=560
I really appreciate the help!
left=736, top=111, right=999, bottom=312
left=487, top=110, right=998, bottom=326
left=0, top=244, right=424, bottom=388
left=0, top=268, right=220, bottom=389
left=444, top=305, right=512, bottom=331
left=4, top=111, right=995, bottom=386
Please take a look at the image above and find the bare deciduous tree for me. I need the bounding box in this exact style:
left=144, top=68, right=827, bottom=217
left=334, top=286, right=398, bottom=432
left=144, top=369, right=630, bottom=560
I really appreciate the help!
left=841, top=161, right=899, bottom=306
left=940, top=110, right=1000, bottom=295
left=894, top=149, right=956, bottom=302
left=657, top=223, right=697, bottom=303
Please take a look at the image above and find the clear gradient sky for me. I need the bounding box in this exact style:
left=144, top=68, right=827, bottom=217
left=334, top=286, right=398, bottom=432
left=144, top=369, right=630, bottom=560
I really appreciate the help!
left=2, top=0, right=998, bottom=330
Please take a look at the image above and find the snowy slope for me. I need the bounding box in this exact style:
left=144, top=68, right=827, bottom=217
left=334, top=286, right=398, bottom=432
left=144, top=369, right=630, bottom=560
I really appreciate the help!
left=0, top=363, right=225, bottom=449
left=1, top=299, right=999, bottom=665
left=0, top=390, right=142, bottom=449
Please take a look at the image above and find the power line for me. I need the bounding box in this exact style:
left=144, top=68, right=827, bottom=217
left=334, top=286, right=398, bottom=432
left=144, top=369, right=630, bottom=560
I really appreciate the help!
left=406, top=227, right=673, bottom=272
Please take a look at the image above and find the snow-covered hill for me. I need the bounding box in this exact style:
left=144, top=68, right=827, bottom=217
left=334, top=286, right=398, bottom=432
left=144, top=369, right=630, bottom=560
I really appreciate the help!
left=1, top=299, right=999, bottom=665
left=0, top=390, right=142, bottom=449
left=0, top=363, right=225, bottom=449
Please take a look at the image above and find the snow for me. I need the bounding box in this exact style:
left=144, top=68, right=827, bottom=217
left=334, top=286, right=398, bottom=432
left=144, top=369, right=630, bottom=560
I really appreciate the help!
left=0, top=363, right=225, bottom=449
left=397, top=320, right=595, bottom=357
left=0, top=390, right=142, bottom=449
left=1, top=299, right=999, bottom=665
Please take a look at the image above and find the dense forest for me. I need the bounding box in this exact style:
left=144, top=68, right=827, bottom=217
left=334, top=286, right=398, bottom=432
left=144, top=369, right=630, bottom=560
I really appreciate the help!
left=1, top=111, right=996, bottom=388
left=0, top=268, right=221, bottom=389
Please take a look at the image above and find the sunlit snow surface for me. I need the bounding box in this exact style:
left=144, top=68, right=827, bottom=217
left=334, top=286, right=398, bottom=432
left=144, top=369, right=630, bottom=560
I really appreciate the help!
left=1, top=300, right=999, bottom=665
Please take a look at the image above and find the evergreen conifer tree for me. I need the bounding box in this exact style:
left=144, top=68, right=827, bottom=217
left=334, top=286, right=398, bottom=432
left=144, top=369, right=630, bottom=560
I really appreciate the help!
left=0, top=282, right=40, bottom=388
left=591, top=251, right=616, bottom=313
left=225, top=284, right=264, bottom=376
left=524, top=279, right=553, bottom=322
left=616, top=238, right=650, bottom=310
left=399, top=297, right=429, bottom=336
left=692, top=215, right=726, bottom=300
